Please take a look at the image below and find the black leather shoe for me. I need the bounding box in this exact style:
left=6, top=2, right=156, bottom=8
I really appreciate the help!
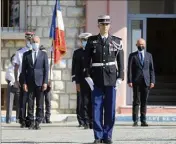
left=35, top=122, right=41, bottom=130
left=84, top=125, right=89, bottom=129
left=42, top=119, right=46, bottom=123
left=28, top=123, right=35, bottom=129
left=20, top=121, right=26, bottom=128
left=133, top=122, right=138, bottom=127
left=25, top=120, right=31, bottom=128
left=93, top=139, right=102, bottom=144
left=78, top=124, right=83, bottom=127
left=141, top=122, right=148, bottom=127
left=89, top=124, right=93, bottom=129
left=103, top=139, right=113, bottom=144
left=46, top=119, right=52, bottom=124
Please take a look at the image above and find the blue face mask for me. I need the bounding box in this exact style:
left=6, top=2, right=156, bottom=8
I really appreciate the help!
left=82, top=41, right=87, bottom=49
left=32, top=43, right=40, bottom=51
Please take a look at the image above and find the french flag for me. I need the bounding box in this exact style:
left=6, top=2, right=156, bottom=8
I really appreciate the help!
left=49, top=0, right=67, bottom=64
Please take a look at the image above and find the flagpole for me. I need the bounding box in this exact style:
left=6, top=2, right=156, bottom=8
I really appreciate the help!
left=49, top=41, right=54, bottom=81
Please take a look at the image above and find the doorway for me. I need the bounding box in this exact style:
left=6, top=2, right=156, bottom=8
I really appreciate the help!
left=128, top=15, right=176, bottom=106
left=147, top=18, right=176, bottom=76
left=147, top=18, right=176, bottom=105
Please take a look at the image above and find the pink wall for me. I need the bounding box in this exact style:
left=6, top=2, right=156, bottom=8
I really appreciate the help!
left=86, top=0, right=128, bottom=111
left=86, top=1, right=107, bottom=34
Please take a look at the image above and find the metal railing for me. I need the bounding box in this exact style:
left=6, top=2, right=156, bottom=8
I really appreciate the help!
left=1, top=0, right=30, bottom=32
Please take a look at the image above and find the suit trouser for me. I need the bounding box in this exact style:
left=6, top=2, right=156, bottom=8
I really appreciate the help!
left=6, top=84, right=20, bottom=122
left=28, top=83, right=44, bottom=124
left=80, top=81, right=92, bottom=126
left=92, top=85, right=116, bottom=140
left=132, top=81, right=150, bottom=123
left=76, top=91, right=84, bottom=125
left=19, top=74, right=28, bottom=123
left=42, top=87, right=51, bottom=120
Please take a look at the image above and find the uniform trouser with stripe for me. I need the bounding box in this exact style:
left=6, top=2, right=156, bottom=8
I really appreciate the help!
left=6, top=84, right=20, bottom=122
left=92, top=85, right=116, bottom=140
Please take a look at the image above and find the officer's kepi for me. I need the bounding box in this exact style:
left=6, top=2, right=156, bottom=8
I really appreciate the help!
left=98, top=15, right=111, bottom=24
left=78, top=33, right=92, bottom=40
left=25, top=31, right=35, bottom=40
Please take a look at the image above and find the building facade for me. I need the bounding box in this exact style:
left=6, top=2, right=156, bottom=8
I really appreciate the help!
left=1, top=0, right=176, bottom=114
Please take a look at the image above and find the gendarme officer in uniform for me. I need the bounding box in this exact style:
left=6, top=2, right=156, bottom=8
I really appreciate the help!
left=84, top=15, right=124, bottom=144
left=72, top=33, right=93, bottom=129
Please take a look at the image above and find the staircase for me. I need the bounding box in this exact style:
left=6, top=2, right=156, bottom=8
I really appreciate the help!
left=148, top=76, right=176, bottom=106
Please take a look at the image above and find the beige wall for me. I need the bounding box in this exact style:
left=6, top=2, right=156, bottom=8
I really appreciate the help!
left=86, top=1, right=128, bottom=111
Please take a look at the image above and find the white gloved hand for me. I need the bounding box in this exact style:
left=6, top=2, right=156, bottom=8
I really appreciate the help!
left=116, top=78, right=122, bottom=86
left=9, top=81, right=14, bottom=86
left=85, top=77, right=94, bottom=91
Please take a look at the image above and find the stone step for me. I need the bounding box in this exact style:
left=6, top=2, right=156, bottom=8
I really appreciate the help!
left=148, top=96, right=176, bottom=102
left=150, top=89, right=176, bottom=95
left=154, top=83, right=176, bottom=89
left=156, top=76, right=176, bottom=82
left=119, top=106, right=176, bottom=114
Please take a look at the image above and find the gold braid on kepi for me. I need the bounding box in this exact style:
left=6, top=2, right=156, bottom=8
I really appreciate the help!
left=25, top=31, right=35, bottom=40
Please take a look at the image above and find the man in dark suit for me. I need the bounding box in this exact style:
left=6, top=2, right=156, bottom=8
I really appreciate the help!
left=84, top=15, right=124, bottom=144
left=127, top=38, right=155, bottom=127
left=22, top=36, right=49, bottom=130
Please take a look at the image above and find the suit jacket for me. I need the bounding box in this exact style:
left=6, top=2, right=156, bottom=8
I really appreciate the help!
left=127, top=51, right=155, bottom=86
left=84, top=34, right=124, bottom=88
left=22, top=50, right=49, bottom=87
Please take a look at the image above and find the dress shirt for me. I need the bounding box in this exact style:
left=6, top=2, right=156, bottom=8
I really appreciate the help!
left=32, top=50, right=39, bottom=64
left=5, top=65, right=15, bottom=86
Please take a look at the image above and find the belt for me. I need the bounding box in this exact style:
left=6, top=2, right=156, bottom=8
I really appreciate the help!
left=92, top=62, right=116, bottom=67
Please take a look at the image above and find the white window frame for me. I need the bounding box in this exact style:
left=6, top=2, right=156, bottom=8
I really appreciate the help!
left=1, top=1, right=26, bottom=39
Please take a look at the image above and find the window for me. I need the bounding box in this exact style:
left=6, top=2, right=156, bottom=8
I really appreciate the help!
left=128, top=0, right=176, bottom=14
left=1, top=0, right=27, bottom=32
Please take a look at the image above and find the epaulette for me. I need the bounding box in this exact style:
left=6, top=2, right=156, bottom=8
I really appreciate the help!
left=17, top=47, right=23, bottom=51
left=112, top=35, right=122, bottom=40
left=111, top=36, right=123, bottom=50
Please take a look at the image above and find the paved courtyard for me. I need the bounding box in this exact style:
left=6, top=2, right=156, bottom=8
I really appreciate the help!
left=1, top=122, right=176, bottom=144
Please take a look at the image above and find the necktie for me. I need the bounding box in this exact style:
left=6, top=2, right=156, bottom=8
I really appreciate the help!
left=140, top=52, right=144, bottom=65
left=34, top=52, right=37, bottom=63
left=103, top=37, right=106, bottom=44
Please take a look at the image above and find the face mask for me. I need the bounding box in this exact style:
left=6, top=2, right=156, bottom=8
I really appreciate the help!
left=26, top=41, right=32, bottom=49
left=82, top=41, right=87, bottom=49
left=32, top=43, right=40, bottom=51
left=137, top=46, right=144, bottom=51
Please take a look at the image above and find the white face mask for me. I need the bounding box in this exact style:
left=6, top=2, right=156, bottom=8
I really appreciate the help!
left=32, top=43, right=40, bottom=51
left=82, top=41, right=87, bottom=49
left=26, top=41, right=32, bottom=49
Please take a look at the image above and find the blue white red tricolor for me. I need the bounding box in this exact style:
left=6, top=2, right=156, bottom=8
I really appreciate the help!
left=49, top=0, right=66, bottom=64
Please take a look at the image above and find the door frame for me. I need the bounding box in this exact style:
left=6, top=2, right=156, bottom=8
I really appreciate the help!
left=127, top=14, right=176, bottom=105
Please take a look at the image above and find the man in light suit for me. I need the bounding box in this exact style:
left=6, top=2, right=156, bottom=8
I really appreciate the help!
left=127, top=38, right=155, bottom=127
left=22, top=36, right=48, bottom=130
